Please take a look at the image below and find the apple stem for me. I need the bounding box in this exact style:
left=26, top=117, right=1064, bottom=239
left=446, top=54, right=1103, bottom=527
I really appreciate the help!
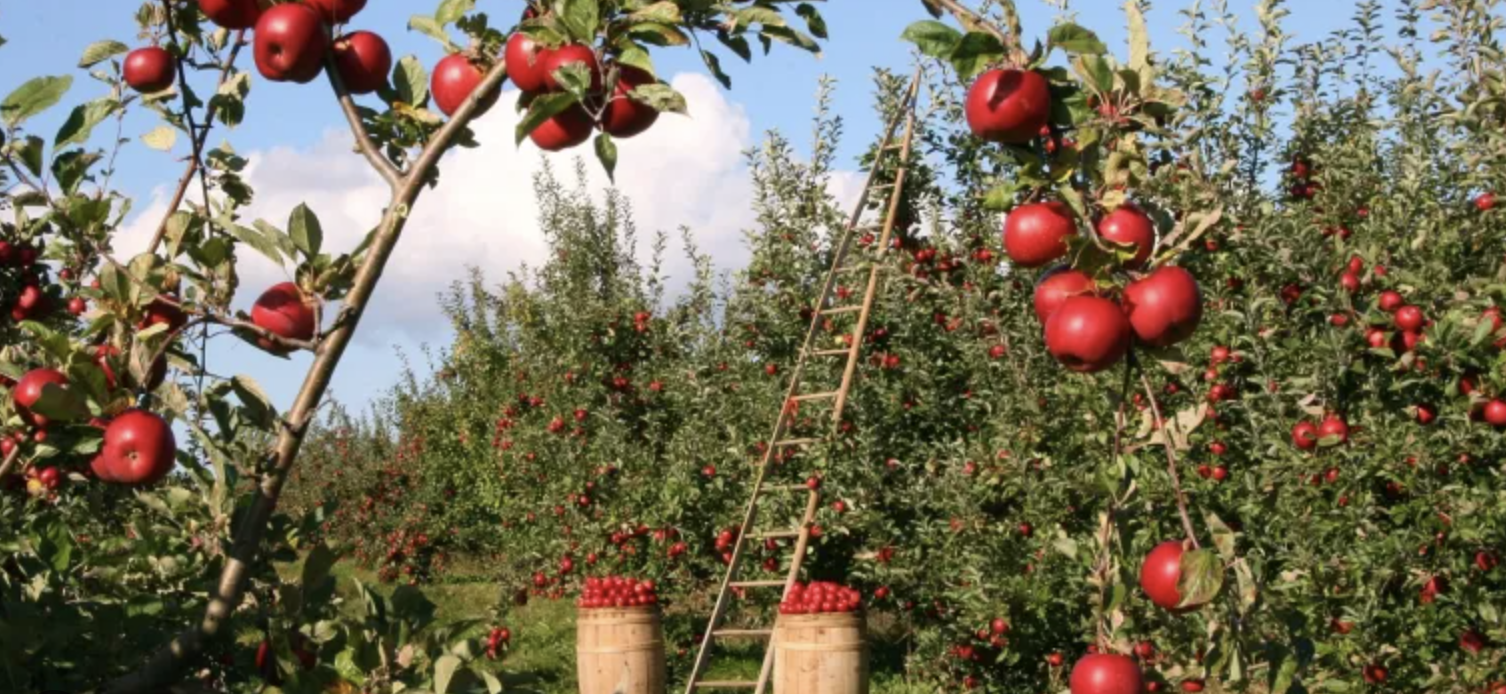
left=105, top=45, right=514, bottom=694
left=1139, top=369, right=1201, bottom=550
left=148, top=0, right=248, bottom=255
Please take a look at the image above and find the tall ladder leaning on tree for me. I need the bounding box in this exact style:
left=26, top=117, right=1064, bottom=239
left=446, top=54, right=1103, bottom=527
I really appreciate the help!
left=683, top=68, right=925, bottom=694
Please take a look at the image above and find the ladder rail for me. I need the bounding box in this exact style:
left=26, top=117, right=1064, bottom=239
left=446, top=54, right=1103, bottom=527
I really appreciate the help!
left=683, top=66, right=925, bottom=694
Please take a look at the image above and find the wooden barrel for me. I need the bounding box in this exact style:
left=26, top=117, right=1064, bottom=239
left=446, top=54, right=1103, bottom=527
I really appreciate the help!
left=576, top=606, right=667, bottom=694
left=773, top=612, right=869, bottom=694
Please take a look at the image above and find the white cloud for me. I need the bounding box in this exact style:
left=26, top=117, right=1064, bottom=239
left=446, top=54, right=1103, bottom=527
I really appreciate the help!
left=116, top=73, right=764, bottom=345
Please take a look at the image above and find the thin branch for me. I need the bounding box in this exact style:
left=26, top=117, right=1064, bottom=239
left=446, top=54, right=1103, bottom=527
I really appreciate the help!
left=147, top=15, right=249, bottom=256
left=926, top=0, right=1016, bottom=53
left=1140, top=370, right=1201, bottom=549
left=0, top=443, right=21, bottom=480
left=104, top=58, right=512, bottom=694
left=325, top=53, right=401, bottom=190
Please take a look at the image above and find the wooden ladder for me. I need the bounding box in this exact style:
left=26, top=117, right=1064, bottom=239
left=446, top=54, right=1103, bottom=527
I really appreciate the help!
left=682, top=69, right=924, bottom=694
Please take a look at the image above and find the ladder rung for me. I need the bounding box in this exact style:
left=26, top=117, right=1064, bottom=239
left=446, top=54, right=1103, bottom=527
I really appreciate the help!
left=872, top=182, right=895, bottom=189
left=812, top=348, right=852, bottom=357
left=756, top=529, right=801, bottom=539
left=792, top=391, right=838, bottom=402
left=694, top=682, right=758, bottom=689
left=883, top=142, right=905, bottom=151
left=713, top=628, right=774, bottom=638
left=764, top=484, right=814, bottom=493
left=775, top=437, right=821, bottom=447
left=835, top=264, right=870, bottom=274
left=820, top=305, right=861, bottom=316
left=731, top=580, right=786, bottom=588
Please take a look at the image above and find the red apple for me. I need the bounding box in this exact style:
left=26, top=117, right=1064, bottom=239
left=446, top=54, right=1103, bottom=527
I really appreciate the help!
left=1338, top=272, right=1360, bottom=293
left=1139, top=540, right=1187, bottom=611
left=1317, top=415, right=1349, bottom=443
left=1069, top=653, right=1143, bottom=694
left=964, top=69, right=1051, bottom=144
left=432, top=54, right=498, bottom=117
left=1033, top=268, right=1096, bottom=323
left=251, top=282, right=317, bottom=351
left=13, top=368, right=70, bottom=428
left=539, top=44, right=602, bottom=93
left=1394, top=305, right=1425, bottom=332
left=94, top=344, right=167, bottom=392
left=198, top=0, right=264, bottom=29
left=1484, top=399, right=1506, bottom=427
left=304, top=0, right=366, bottom=24
left=332, top=31, right=391, bottom=95
left=505, top=32, right=549, bottom=94
left=1097, top=204, right=1156, bottom=268
left=1003, top=201, right=1076, bottom=267
left=124, top=47, right=177, bottom=93
left=1122, top=266, right=1203, bottom=347
left=1044, top=296, right=1132, bottom=373
left=93, top=409, right=177, bottom=486
left=599, top=65, right=659, bottom=138
left=529, top=105, right=594, bottom=152
left=139, top=294, right=187, bottom=333
left=254, top=4, right=328, bottom=84
left=1477, top=192, right=1496, bottom=212
left=1377, top=290, right=1403, bottom=313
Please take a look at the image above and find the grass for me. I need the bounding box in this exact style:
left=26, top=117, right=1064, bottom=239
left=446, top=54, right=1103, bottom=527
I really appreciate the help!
left=301, top=560, right=933, bottom=694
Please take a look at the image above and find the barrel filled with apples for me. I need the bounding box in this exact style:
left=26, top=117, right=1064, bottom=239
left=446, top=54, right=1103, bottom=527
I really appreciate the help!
left=772, top=582, right=869, bottom=694
left=575, top=576, right=666, bottom=694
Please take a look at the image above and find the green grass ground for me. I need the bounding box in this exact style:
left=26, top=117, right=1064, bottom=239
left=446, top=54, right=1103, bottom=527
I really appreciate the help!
left=311, top=561, right=934, bottom=694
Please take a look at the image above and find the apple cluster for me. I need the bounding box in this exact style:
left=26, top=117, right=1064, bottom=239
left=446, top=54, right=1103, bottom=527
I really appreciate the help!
left=8, top=368, right=178, bottom=486
left=503, top=23, right=662, bottom=151
left=484, top=625, right=511, bottom=661
left=778, top=581, right=862, bottom=615
left=577, top=576, right=660, bottom=609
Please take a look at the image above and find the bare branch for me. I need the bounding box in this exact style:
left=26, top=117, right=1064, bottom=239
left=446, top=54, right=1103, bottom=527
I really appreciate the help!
left=325, top=52, right=402, bottom=190
left=1140, top=371, right=1201, bottom=549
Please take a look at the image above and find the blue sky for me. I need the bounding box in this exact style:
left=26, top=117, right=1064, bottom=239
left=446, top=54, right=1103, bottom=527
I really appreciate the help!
left=1, top=1, right=1361, bottom=415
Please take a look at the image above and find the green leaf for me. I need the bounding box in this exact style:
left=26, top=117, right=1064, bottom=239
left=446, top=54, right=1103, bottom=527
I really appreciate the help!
left=55, top=98, right=120, bottom=148
left=232, top=374, right=276, bottom=429
left=1073, top=54, right=1115, bottom=94
left=227, top=223, right=286, bottom=266
left=408, top=16, right=458, bottom=51
left=288, top=203, right=324, bottom=258
left=551, top=62, right=595, bottom=101
left=760, top=25, right=821, bottom=54
left=2, top=75, right=73, bottom=127
left=79, top=40, right=129, bottom=68
left=628, top=2, right=681, bottom=24
left=515, top=92, right=579, bottom=145
left=555, top=0, right=601, bottom=43
left=796, top=4, right=828, bottom=39
left=627, top=22, right=691, bottom=47
left=594, top=132, right=617, bottom=181
left=12, top=135, right=45, bottom=177
left=434, top=0, right=475, bottom=25
left=141, top=125, right=177, bottom=151
left=29, top=381, right=92, bottom=423
left=1048, top=23, right=1107, bottom=55
left=716, top=32, right=753, bottom=62
left=301, top=544, right=339, bottom=591
left=900, top=20, right=961, bottom=60
left=627, top=83, right=686, bottom=115
left=1177, top=548, right=1224, bottom=609
left=51, top=150, right=102, bottom=194
left=394, top=55, right=430, bottom=106
left=1205, top=511, right=1237, bottom=563
left=434, top=654, right=461, bottom=694
left=700, top=50, right=731, bottom=89
left=948, top=32, right=1005, bottom=81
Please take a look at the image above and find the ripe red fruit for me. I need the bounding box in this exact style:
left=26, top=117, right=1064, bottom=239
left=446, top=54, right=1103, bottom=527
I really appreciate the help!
left=68, top=297, right=87, bottom=316
left=1476, top=550, right=1499, bottom=572
left=505, top=32, right=548, bottom=93
left=1338, top=272, right=1360, bottom=293
left=254, top=4, right=328, bottom=84
left=1033, top=268, right=1096, bottom=323
left=332, top=31, right=391, bottom=95
left=1477, top=192, right=1497, bottom=212
left=304, top=0, right=366, bottom=23
left=139, top=294, right=187, bottom=333
left=599, top=65, right=660, bottom=139
left=1003, top=202, right=1077, bottom=268
left=1044, top=296, right=1132, bottom=373
left=1393, top=305, right=1425, bottom=332
left=124, top=47, right=176, bottom=93
left=198, top=0, right=263, bottom=29
left=1414, top=404, right=1436, bottom=425
left=990, top=618, right=1008, bottom=635
left=1317, top=415, right=1349, bottom=444
left=92, top=409, right=177, bottom=486
left=252, top=282, right=317, bottom=351
left=964, top=69, right=1051, bottom=144
left=1139, top=540, right=1186, bottom=611
left=539, top=44, right=602, bottom=93
left=1483, top=399, right=1506, bottom=427
left=1291, top=421, right=1318, bottom=450
left=1069, top=653, right=1143, bottom=694
left=1362, top=664, right=1387, bottom=684
left=13, top=368, right=70, bottom=428
left=1181, top=680, right=1205, bottom=693
left=432, top=54, right=498, bottom=117
left=1122, top=266, right=1203, bottom=348
left=529, top=106, right=594, bottom=152
left=1096, top=204, right=1156, bottom=268
left=1133, top=641, right=1156, bottom=660
left=1377, top=290, right=1403, bottom=313
left=1460, top=629, right=1486, bottom=655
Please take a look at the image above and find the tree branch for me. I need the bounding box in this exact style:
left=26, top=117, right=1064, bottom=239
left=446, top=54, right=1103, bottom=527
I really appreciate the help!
left=324, top=53, right=401, bottom=190
left=1140, top=371, right=1201, bottom=549
left=925, top=0, right=1020, bottom=57
left=103, top=58, right=512, bottom=694
left=0, top=443, right=21, bottom=480
left=147, top=8, right=248, bottom=256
